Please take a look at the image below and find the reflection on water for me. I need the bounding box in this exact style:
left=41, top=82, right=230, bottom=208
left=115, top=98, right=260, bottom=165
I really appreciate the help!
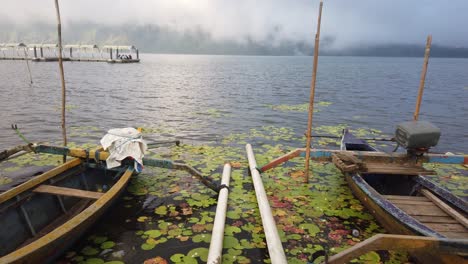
left=0, top=54, right=466, bottom=152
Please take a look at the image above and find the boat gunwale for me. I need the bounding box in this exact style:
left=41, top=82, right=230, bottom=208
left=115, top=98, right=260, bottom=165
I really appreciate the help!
left=0, top=158, right=82, bottom=204
left=0, top=159, right=134, bottom=263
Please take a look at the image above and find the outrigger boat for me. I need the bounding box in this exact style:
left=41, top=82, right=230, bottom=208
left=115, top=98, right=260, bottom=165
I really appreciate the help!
left=337, top=122, right=468, bottom=263
left=0, top=141, right=219, bottom=264
left=0, top=156, right=134, bottom=263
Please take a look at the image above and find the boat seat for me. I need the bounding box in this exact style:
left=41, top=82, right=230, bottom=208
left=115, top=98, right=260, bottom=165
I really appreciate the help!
left=33, top=185, right=104, bottom=200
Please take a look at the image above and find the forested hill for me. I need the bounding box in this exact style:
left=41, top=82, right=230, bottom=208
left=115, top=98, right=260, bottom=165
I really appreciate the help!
left=1, top=22, right=467, bottom=58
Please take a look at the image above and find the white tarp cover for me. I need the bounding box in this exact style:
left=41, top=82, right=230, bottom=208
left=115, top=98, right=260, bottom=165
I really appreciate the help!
left=100, top=127, right=147, bottom=172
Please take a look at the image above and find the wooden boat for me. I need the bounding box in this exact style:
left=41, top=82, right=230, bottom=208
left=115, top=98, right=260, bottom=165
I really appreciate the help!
left=0, top=157, right=134, bottom=263
left=339, top=129, right=468, bottom=263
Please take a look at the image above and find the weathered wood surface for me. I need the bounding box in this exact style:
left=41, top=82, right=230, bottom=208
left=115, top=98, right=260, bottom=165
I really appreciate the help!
left=363, top=163, right=435, bottom=175
left=304, top=0, right=324, bottom=182
left=260, top=148, right=467, bottom=172
left=414, top=35, right=432, bottom=121
left=332, top=151, right=434, bottom=175
left=384, top=195, right=430, bottom=201
left=421, top=189, right=468, bottom=228
left=33, top=185, right=104, bottom=200
left=260, top=149, right=301, bottom=172
left=0, top=159, right=82, bottom=203
left=34, top=145, right=219, bottom=192
left=0, top=167, right=134, bottom=263
left=384, top=193, right=468, bottom=239
left=0, top=144, right=34, bottom=161
left=325, top=234, right=468, bottom=264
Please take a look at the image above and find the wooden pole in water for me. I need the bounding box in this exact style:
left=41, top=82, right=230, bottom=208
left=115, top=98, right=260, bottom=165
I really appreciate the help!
left=413, top=35, right=432, bottom=121
left=23, top=48, right=33, bottom=84
left=304, top=0, right=324, bottom=182
left=54, top=0, right=68, bottom=156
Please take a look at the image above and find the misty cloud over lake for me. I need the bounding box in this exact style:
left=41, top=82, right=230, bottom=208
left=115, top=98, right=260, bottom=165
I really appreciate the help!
left=1, top=0, right=467, bottom=54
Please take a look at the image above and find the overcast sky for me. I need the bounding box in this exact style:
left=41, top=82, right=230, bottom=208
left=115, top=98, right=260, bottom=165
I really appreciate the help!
left=1, top=0, right=467, bottom=48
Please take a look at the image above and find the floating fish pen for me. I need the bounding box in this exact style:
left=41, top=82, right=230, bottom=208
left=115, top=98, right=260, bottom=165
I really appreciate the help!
left=0, top=43, right=140, bottom=63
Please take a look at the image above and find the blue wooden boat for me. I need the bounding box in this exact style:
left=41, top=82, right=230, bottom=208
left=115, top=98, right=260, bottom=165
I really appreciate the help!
left=340, top=129, right=467, bottom=263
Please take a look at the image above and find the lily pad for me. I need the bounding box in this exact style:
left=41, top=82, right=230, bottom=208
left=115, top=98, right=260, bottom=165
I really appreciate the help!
left=101, top=241, right=115, bottom=249
left=81, top=246, right=99, bottom=256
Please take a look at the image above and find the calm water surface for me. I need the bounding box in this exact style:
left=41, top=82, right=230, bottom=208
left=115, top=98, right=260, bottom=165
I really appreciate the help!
left=0, top=55, right=467, bottom=263
left=0, top=54, right=467, bottom=152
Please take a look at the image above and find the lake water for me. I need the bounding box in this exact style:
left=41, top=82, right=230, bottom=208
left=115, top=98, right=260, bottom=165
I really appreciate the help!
left=0, top=55, right=467, bottom=263
left=0, top=54, right=467, bottom=152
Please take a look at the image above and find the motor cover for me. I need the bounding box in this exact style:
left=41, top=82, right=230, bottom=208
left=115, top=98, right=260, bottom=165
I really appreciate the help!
left=395, top=121, right=440, bottom=149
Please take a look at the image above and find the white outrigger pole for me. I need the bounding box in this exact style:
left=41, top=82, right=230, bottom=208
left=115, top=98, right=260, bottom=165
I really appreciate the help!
left=246, top=144, right=287, bottom=264
left=207, top=163, right=232, bottom=263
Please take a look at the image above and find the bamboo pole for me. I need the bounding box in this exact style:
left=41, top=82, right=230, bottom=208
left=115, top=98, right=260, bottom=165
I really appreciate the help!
left=304, top=0, right=324, bottom=182
left=246, top=144, right=287, bottom=264
left=54, top=0, right=68, bottom=156
left=207, top=163, right=232, bottom=264
left=413, top=35, right=432, bottom=121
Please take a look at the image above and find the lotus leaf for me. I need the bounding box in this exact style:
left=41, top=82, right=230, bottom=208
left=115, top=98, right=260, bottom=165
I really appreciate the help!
left=81, top=246, right=99, bottom=256
left=85, top=258, right=105, bottom=264
left=223, top=236, right=240, bottom=249
left=192, top=234, right=211, bottom=243
left=154, top=205, right=167, bottom=215
left=144, top=230, right=162, bottom=238
left=187, top=247, right=209, bottom=262
left=100, top=241, right=115, bottom=249
left=224, top=226, right=241, bottom=236
left=141, top=243, right=155, bottom=250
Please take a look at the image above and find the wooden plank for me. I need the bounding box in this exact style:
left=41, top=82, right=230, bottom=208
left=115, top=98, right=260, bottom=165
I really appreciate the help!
left=326, top=233, right=468, bottom=264
left=413, top=215, right=459, bottom=224
left=295, top=148, right=468, bottom=164
left=364, top=164, right=435, bottom=175
left=260, top=149, right=301, bottom=172
left=389, top=199, right=434, bottom=206
left=421, top=189, right=468, bottom=229
left=437, top=231, right=468, bottom=239
left=397, top=203, right=448, bottom=217
left=384, top=195, right=430, bottom=201
left=0, top=158, right=82, bottom=203
left=425, top=223, right=467, bottom=233
left=33, top=185, right=103, bottom=200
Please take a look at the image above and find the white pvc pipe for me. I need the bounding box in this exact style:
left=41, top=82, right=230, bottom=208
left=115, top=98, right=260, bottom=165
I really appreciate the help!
left=245, top=144, right=287, bottom=264
left=207, top=163, right=232, bottom=264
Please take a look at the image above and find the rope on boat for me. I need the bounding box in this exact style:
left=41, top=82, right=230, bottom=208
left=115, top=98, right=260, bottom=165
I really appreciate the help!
left=11, top=124, right=32, bottom=145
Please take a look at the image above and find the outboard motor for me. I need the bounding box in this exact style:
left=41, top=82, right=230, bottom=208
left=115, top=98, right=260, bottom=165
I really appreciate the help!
left=394, top=121, right=441, bottom=156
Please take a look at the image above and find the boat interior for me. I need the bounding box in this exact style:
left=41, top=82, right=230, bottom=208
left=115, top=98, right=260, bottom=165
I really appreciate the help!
left=360, top=172, right=468, bottom=239
left=0, top=161, right=124, bottom=257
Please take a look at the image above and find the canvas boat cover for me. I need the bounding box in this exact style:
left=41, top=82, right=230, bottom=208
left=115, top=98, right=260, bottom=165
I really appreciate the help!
left=100, top=127, right=147, bottom=172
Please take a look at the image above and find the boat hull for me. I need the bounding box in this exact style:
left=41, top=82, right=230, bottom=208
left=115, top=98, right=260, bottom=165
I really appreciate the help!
left=341, top=129, right=467, bottom=263
left=0, top=159, right=134, bottom=264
